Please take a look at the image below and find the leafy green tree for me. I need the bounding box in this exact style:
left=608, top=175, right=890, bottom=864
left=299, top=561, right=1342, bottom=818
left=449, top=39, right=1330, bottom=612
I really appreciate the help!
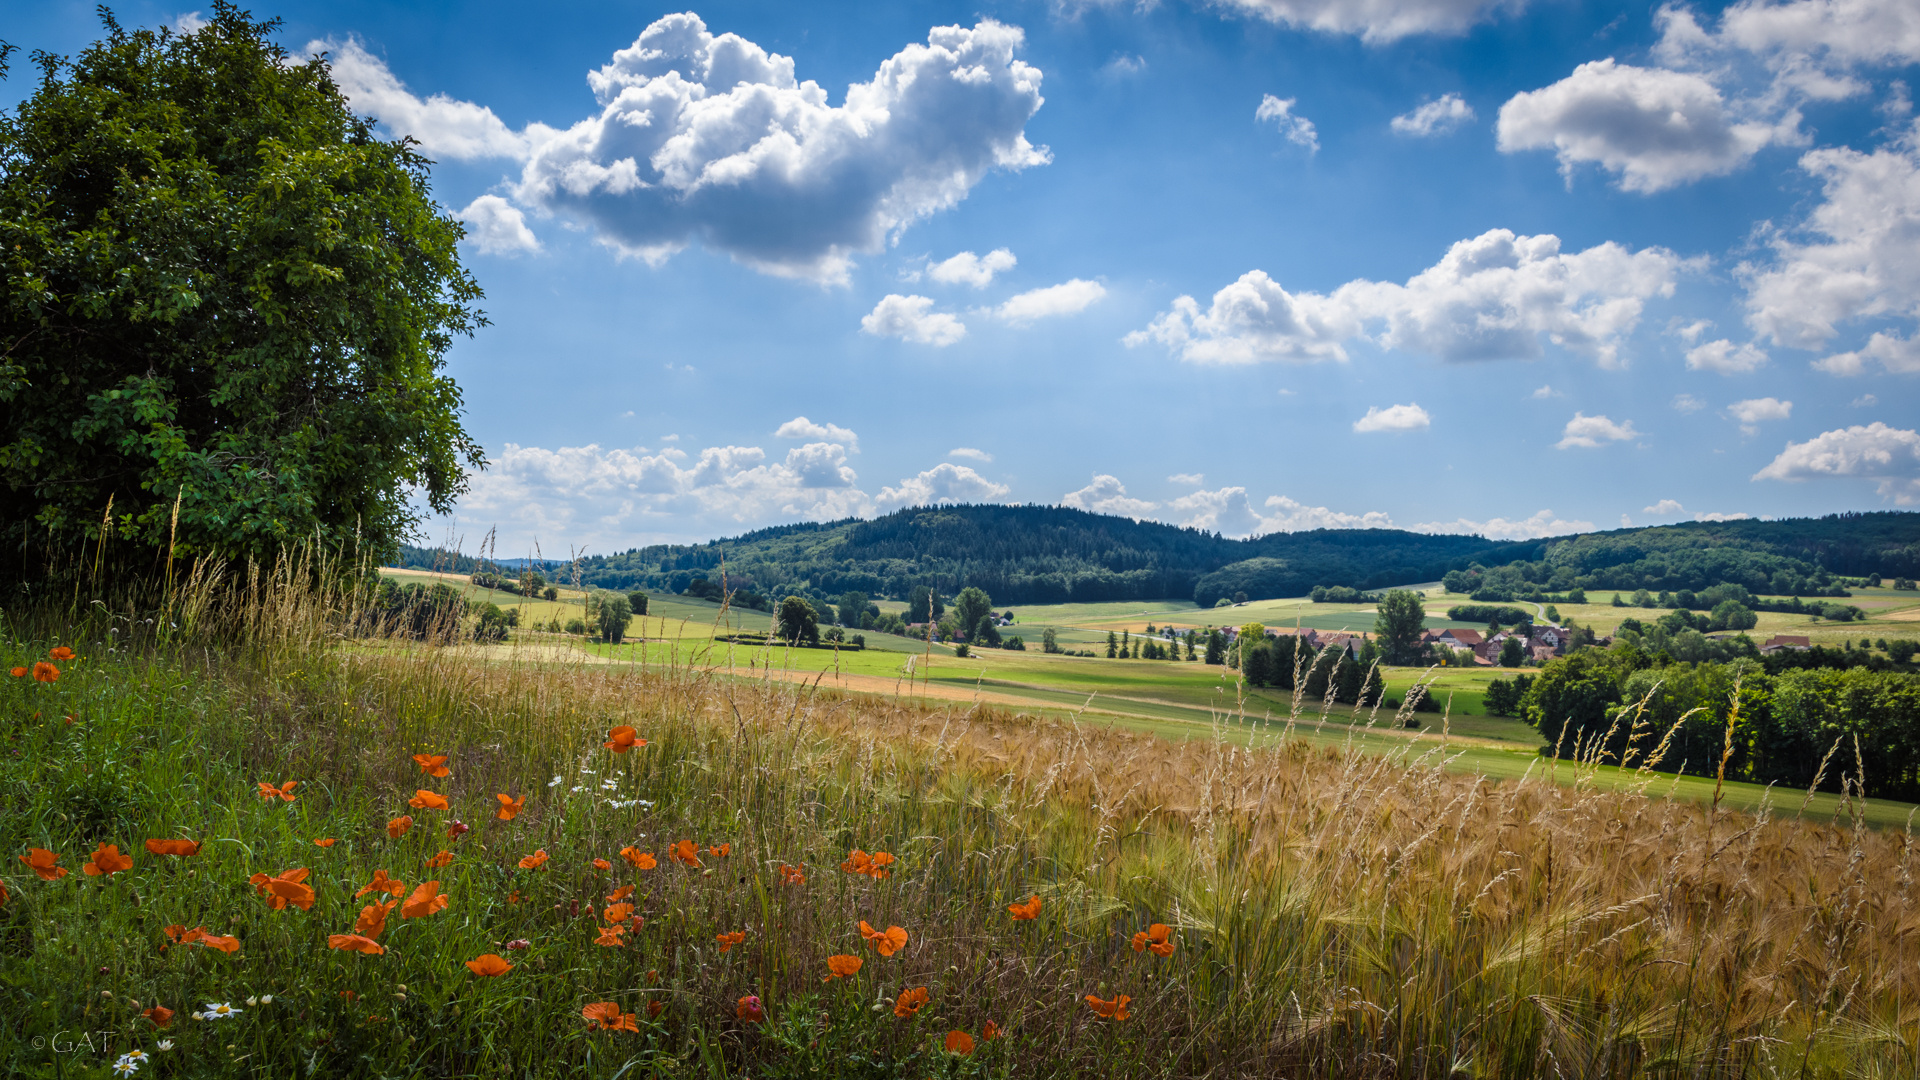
left=951, top=587, right=993, bottom=639
left=1499, top=636, right=1527, bottom=667
left=1106, top=631, right=1118, bottom=659
left=1709, top=599, right=1758, bottom=631
left=835, top=591, right=871, bottom=626
left=1523, top=650, right=1624, bottom=750
left=471, top=601, right=512, bottom=644
left=776, top=596, right=819, bottom=645
left=0, top=6, right=484, bottom=579
left=1204, top=629, right=1224, bottom=665
left=1373, top=590, right=1428, bottom=665
left=973, top=615, right=1002, bottom=648
left=590, top=593, right=633, bottom=643
left=906, top=586, right=943, bottom=624
left=543, top=586, right=560, bottom=602
left=626, top=592, right=649, bottom=617
left=1042, top=627, right=1059, bottom=653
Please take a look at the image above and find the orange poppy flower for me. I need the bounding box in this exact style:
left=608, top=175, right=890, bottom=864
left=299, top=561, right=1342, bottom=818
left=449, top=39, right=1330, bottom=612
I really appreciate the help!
left=257, top=780, right=297, bottom=802
left=604, top=902, right=635, bottom=924
left=647, top=1000, right=664, bottom=1019
left=446, top=820, right=469, bottom=840
left=594, top=923, right=626, bottom=947
left=582, top=1002, right=640, bottom=1031
left=983, top=1020, right=1001, bottom=1041
left=143, top=1005, right=174, bottom=1028
left=466, top=953, right=513, bottom=976
left=144, top=838, right=201, bottom=857
left=170, top=926, right=239, bottom=953
left=668, top=840, right=701, bottom=868
left=81, top=843, right=134, bottom=877
left=620, top=847, right=656, bottom=869
left=893, top=986, right=929, bottom=1018
left=400, top=880, right=448, bottom=918
left=858, top=921, right=909, bottom=957
left=737, top=995, right=765, bottom=1023
left=518, top=849, right=550, bottom=870
left=607, top=885, right=635, bottom=902
left=1007, top=894, right=1042, bottom=920
left=0, top=879, right=7, bottom=906
left=355, top=899, right=396, bottom=939
left=1131, top=923, right=1175, bottom=957
left=328, top=933, right=386, bottom=955
left=840, top=849, right=894, bottom=879
left=507, top=890, right=523, bottom=905
left=1084, top=994, right=1131, bottom=1021
left=20, top=848, right=65, bottom=880
left=707, top=843, right=730, bottom=858
left=355, top=869, right=405, bottom=899
left=716, top=930, right=746, bottom=952
left=314, top=838, right=338, bottom=848
left=32, top=661, right=58, bottom=683
left=823, top=954, right=863, bottom=980
left=778, top=863, right=806, bottom=885
left=249, top=867, right=315, bottom=910
left=944, top=1030, right=975, bottom=1055
left=8, top=666, right=24, bottom=677
left=408, top=789, right=449, bottom=811
left=412, top=753, right=451, bottom=777
left=425, top=850, right=454, bottom=868
left=592, top=858, right=611, bottom=871
left=495, top=793, right=525, bottom=821
left=387, top=815, right=413, bottom=838
left=604, top=726, right=647, bottom=753
left=49, top=646, right=76, bottom=661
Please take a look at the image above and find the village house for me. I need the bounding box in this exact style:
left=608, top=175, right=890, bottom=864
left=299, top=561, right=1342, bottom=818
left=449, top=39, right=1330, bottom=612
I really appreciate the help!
left=1761, top=635, right=1811, bottom=654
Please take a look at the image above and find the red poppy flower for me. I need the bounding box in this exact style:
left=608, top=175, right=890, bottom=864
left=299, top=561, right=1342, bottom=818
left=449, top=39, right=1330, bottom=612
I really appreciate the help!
left=425, top=850, right=454, bottom=868
left=621, top=847, right=656, bottom=869
left=824, top=954, right=863, bottom=980
left=607, top=885, right=635, bottom=902
left=668, top=840, right=701, bottom=867
left=314, top=838, right=338, bottom=848
left=1131, top=923, right=1176, bottom=957
left=594, top=923, right=626, bottom=947
left=387, top=816, right=413, bottom=838
left=858, top=920, right=909, bottom=957
left=604, top=726, right=647, bottom=753
left=983, top=1020, right=1001, bottom=1041
left=604, top=903, right=635, bottom=924
left=355, top=869, right=405, bottom=899
left=582, top=1002, right=639, bottom=1031
left=647, top=1000, right=664, bottom=1019
left=144, top=838, right=201, bottom=857
left=1007, top=894, right=1042, bottom=920
left=778, top=863, right=806, bottom=885
left=446, top=819, right=470, bottom=840
left=32, top=662, right=58, bottom=683
left=466, top=953, right=512, bottom=976
left=412, top=753, right=450, bottom=777
left=328, top=933, right=385, bottom=955
left=81, top=843, right=133, bottom=877
left=409, top=789, right=449, bottom=811
left=49, top=646, right=75, bottom=661
left=736, top=995, right=765, bottom=1023
left=893, top=986, right=929, bottom=1018
left=1084, top=994, right=1131, bottom=1020
left=169, top=926, right=239, bottom=953
left=495, top=793, right=525, bottom=821
left=143, top=1005, right=174, bottom=1028
left=716, top=930, right=745, bottom=952
left=8, top=667, right=24, bottom=678
left=944, top=1030, right=975, bottom=1055
left=518, top=849, right=549, bottom=870
left=355, top=899, right=396, bottom=939
left=20, top=848, right=64, bottom=880
left=400, top=880, right=448, bottom=918
left=249, top=867, right=315, bottom=910
left=707, top=843, right=730, bottom=858
left=593, top=858, right=612, bottom=871
left=256, top=780, right=297, bottom=802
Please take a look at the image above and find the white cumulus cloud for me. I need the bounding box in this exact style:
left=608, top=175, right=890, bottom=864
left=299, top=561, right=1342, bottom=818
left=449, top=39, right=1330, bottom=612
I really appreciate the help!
left=1816, top=331, right=1920, bottom=375
left=1673, top=393, right=1708, bottom=413
left=1259, top=495, right=1395, bottom=531
left=1555, top=412, right=1641, bottom=449
left=1752, top=421, right=1920, bottom=502
left=1060, top=474, right=1157, bottom=518
left=861, top=295, right=967, bottom=346
left=1496, top=59, right=1782, bottom=193
left=1168, top=472, right=1205, bottom=485
left=1694, top=511, right=1753, bottom=521
left=1126, top=228, right=1681, bottom=367
left=774, top=417, right=858, bottom=449
left=1210, top=0, right=1529, bottom=43
left=455, top=195, right=541, bottom=256
left=948, top=447, right=993, bottom=462
left=1411, top=509, right=1596, bottom=539
left=1353, top=402, right=1432, bottom=432
left=928, top=249, right=1017, bottom=288
left=1686, top=338, right=1770, bottom=374
left=878, top=463, right=1009, bottom=509
left=1728, top=396, right=1793, bottom=424
left=994, top=279, right=1107, bottom=323
left=1169, top=487, right=1268, bottom=537
left=321, top=15, right=1048, bottom=283
left=1644, top=498, right=1684, bottom=514
left=1391, top=93, right=1475, bottom=136
left=1256, top=95, right=1320, bottom=152
left=173, top=11, right=209, bottom=33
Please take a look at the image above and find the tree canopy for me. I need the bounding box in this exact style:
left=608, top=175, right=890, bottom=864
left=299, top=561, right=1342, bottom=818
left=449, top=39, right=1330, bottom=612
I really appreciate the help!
left=1372, top=590, right=1427, bottom=666
left=0, top=4, right=484, bottom=583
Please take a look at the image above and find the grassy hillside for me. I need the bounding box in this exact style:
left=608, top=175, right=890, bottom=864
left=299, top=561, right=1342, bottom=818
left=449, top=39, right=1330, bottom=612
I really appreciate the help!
left=490, top=506, right=1920, bottom=608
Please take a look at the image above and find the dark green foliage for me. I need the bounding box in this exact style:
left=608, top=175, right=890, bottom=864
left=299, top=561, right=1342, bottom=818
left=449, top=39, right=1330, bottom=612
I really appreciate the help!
left=1107, top=631, right=1118, bottom=659
left=1484, top=674, right=1533, bottom=716
left=776, top=596, right=819, bottom=646
left=470, top=601, right=511, bottom=643
left=1373, top=590, right=1427, bottom=665
left=1204, top=630, right=1224, bottom=665
left=1310, top=585, right=1372, bottom=603
left=951, top=587, right=993, bottom=640
left=0, top=6, right=484, bottom=580
left=1499, top=636, right=1527, bottom=667
left=590, top=593, right=632, bottom=643
left=1042, top=627, right=1060, bottom=653
left=627, top=591, right=649, bottom=617
left=1448, top=604, right=1534, bottom=626
left=906, top=585, right=943, bottom=624
left=365, top=580, right=464, bottom=642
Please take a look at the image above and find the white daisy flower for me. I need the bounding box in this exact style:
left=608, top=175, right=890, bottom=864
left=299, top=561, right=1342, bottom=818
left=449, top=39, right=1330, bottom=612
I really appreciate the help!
left=245, top=996, right=258, bottom=1006
left=259, top=995, right=273, bottom=1004
left=112, top=1059, right=139, bottom=1076
left=123, top=1050, right=149, bottom=1063
left=547, top=775, right=563, bottom=787
left=198, top=1002, right=242, bottom=1020
left=155, top=1041, right=175, bottom=1052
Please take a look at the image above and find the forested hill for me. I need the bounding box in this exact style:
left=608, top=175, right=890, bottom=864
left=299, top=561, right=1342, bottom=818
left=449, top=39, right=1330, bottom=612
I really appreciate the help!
left=400, top=507, right=1920, bottom=607
left=480, top=505, right=1529, bottom=606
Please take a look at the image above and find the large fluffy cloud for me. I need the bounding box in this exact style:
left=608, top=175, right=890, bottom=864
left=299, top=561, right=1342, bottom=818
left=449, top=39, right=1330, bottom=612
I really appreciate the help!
left=1753, top=422, right=1920, bottom=502
left=877, top=463, right=1010, bottom=508
left=1495, top=59, right=1781, bottom=193
left=1125, top=229, right=1681, bottom=367
left=774, top=416, right=858, bottom=449
left=319, top=14, right=1048, bottom=283
left=1555, top=412, right=1640, bottom=449
left=1686, top=338, right=1770, bottom=374
left=454, top=195, right=541, bottom=256
left=1060, top=474, right=1157, bottom=518
left=861, top=295, right=967, bottom=346
left=1743, top=136, right=1920, bottom=353
left=927, top=249, right=1017, bottom=287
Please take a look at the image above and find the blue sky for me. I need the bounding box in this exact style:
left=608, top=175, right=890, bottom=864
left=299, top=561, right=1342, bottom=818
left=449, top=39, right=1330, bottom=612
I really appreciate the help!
left=12, top=0, right=1920, bottom=554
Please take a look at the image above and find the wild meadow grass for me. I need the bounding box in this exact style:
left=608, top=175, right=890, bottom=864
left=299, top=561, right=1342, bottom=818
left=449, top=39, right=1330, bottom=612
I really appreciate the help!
left=5, top=586, right=1920, bottom=1077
